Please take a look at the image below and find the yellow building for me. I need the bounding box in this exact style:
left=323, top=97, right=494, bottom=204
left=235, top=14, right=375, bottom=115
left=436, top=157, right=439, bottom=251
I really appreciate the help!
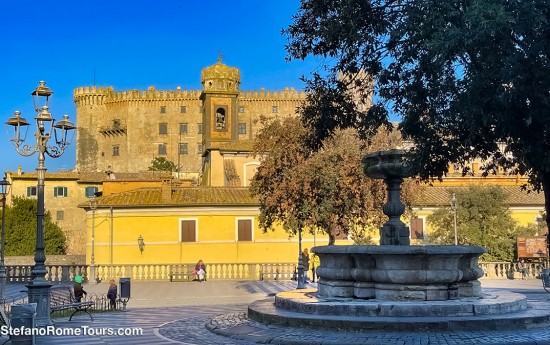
left=5, top=168, right=163, bottom=254
left=409, top=173, right=545, bottom=241
left=83, top=181, right=336, bottom=267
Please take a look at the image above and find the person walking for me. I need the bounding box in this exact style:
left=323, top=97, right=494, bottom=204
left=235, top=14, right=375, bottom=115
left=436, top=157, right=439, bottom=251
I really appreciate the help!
left=302, top=248, right=310, bottom=284
left=107, top=279, right=118, bottom=309
left=311, top=253, right=320, bottom=283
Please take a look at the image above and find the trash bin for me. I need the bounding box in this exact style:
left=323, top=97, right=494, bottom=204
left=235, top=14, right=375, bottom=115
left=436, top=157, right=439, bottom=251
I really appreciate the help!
left=120, top=277, right=131, bottom=299
left=542, top=268, right=550, bottom=287
left=10, top=303, right=37, bottom=345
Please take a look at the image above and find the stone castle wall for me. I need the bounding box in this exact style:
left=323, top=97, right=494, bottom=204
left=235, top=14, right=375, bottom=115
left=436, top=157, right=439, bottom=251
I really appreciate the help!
left=74, top=86, right=306, bottom=174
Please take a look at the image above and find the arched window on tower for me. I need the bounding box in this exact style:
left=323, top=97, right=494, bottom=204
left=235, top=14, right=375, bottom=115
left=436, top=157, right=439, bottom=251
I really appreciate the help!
left=215, top=107, right=226, bottom=130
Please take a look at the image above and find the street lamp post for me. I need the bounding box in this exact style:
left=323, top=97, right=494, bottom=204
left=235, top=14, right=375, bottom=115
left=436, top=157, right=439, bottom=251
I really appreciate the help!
left=296, top=228, right=305, bottom=289
left=0, top=176, right=11, bottom=299
left=89, top=197, right=97, bottom=284
left=451, top=193, right=458, bottom=245
left=5, top=81, right=75, bottom=327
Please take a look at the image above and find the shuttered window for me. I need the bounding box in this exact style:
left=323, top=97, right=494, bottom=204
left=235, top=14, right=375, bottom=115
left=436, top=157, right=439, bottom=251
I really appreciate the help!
left=238, top=219, right=252, bottom=241
left=180, top=220, right=196, bottom=242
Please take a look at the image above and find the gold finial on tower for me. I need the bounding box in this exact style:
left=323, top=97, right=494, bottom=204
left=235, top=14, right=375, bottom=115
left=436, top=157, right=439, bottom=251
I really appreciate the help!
left=218, top=49, right=224, bottom=63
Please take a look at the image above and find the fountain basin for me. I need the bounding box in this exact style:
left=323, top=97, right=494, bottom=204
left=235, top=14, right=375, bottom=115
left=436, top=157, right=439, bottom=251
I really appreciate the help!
left=314, top=245, right=485, bottom=301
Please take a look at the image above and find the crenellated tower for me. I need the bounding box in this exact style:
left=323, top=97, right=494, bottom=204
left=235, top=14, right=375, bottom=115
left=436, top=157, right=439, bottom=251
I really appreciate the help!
left=200, top=57, right=241, bottom=151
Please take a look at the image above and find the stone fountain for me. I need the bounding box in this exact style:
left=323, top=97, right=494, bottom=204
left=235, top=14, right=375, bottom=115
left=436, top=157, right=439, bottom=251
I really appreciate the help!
left=243, top=149, right=548, bottom=332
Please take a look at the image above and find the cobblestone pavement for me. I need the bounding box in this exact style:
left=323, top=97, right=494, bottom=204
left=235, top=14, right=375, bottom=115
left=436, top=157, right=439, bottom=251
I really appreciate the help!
left=3, top=279, right=550, bottom=344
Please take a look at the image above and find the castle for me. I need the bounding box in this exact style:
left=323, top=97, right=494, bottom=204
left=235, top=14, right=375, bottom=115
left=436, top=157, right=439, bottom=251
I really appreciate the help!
left=74, top=57, right=306, bottom=181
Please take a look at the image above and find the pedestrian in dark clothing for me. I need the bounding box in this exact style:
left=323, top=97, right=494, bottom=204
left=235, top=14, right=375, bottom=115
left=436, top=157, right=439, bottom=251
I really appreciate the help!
left=107, top=279, right=118, bottom=309
left=73, top=275, right=87, bottom=302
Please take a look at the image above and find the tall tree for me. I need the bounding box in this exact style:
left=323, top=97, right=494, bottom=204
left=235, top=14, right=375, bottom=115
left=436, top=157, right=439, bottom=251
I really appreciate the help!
left=4, top=196, right=67, bottom=255
left=250, top=116, right=419, bottom=244
left=427, top=186, right=533, bottom=261
left=284, top=0, right=550, bottom=250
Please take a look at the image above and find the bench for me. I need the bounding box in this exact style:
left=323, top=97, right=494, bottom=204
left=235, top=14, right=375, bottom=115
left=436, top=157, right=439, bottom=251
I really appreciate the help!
left=169, top=266, right=207, bottom=282
left=49, top=287, right=94, bottom=321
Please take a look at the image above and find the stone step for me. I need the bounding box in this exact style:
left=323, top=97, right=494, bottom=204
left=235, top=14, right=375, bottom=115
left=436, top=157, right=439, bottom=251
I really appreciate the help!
left=248, top=295, right=550, bottom=332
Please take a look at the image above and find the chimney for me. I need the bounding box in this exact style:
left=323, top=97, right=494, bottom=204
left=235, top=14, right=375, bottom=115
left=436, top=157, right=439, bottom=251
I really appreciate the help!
left=17, top=166, right=22, bottom=176
left=161, top=177, right=172, bottom=202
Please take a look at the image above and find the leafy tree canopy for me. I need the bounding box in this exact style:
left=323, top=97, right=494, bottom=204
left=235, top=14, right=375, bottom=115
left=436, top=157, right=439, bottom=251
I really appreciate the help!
left=250, top=116, right=420, bottom=244
left=285, top=0, right=550, bottom=248
left=427, top=186, right=537, bottom=261
left=3, top=196, right=66, bottom=255
left=148, top=157, right=178, bottom=172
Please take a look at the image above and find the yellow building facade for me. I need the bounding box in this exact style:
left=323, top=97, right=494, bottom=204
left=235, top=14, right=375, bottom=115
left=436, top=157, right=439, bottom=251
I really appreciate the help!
left=410, top=172, right=545, bottom=242
left=83, top=183, right=337, bottom=266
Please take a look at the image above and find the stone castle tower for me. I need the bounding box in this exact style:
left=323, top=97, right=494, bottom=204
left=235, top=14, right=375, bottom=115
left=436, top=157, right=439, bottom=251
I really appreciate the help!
left=73, top=58, right=306, bottom=178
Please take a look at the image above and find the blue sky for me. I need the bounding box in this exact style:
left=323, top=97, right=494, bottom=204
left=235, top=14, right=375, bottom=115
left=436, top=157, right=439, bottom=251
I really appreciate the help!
left=0, top=0, right=323, bottom=174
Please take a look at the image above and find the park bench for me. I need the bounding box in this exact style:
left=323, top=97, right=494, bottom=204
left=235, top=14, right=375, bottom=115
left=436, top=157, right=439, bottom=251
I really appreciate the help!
left=49, top=287, right=94, bottom=321
left=169, top=266, right=206, bottom=282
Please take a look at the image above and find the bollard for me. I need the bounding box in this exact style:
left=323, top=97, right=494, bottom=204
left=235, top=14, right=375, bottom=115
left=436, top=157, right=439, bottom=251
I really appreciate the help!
left=119, top=277, right=131, bottom=311
left=10, top=303, right=37, bottom=345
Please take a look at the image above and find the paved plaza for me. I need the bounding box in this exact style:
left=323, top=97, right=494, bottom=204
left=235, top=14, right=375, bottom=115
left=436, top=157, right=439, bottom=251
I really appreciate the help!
left=1, top=279, right=550, bottom=344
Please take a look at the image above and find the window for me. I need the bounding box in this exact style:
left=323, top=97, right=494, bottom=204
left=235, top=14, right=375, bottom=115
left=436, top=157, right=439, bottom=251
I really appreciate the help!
left=197, top=123, right=203, bottom=134
left=54, top=186, right=68, bottom=198
left=237, top=219, right=253, bottom=241
left=410, top=217, right=424, bottom=240
left=179, top=143, right=188, bottom=155
left=159, top=123, right=168, bottom=135
left=272, top=106, right=278, bottom=113
left=158, top=144, right=167, bottom=155
left=160, top=106, right=166, bottom=114
left=56, top=211, right=64, bottom=221
left=197, top=144, right=203, bottom=154
left=238, top=106, right=245, bottom=113
left=26, top=186, right=37, bottom=197
left=112, top=145, right=119, bottom=156
left=238, top=123, right=247, bottom=134
left=179, top=123, right=188, bottom=134
left=85, top=186, right=98, bottom=198
left=180, top=106, right=187, bottom=113
left=180, top=220, right=196, bottom=242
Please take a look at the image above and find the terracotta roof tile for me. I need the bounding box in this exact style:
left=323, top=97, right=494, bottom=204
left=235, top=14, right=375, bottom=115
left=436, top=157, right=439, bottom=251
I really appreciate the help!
left=82, top=187, right=258, bottom=208
left=208, top=141, right=254, bottom=152
left=416, top=185, right=544, bottom=207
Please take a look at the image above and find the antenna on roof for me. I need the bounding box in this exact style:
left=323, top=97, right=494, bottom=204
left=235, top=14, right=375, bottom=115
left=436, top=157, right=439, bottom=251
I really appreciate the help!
left=218, top=49, right=224, bottom=63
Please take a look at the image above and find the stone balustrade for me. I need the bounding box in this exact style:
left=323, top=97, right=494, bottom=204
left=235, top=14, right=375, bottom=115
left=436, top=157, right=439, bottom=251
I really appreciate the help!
left=3, top=261, right=543, bottom=283
left=5, top=262, right=296, bottom=283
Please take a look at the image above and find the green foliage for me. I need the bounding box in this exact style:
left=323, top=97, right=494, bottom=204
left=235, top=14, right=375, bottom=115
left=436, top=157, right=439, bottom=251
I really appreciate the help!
left=148, top=157, right=178, bottom=172
left=285, top=0, right=550, bottom=245
left=3, top=196, right=66, bottom=255
left=427, top=186, right=533, bottom=261
left=250, top=116, right=420, bottom=244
